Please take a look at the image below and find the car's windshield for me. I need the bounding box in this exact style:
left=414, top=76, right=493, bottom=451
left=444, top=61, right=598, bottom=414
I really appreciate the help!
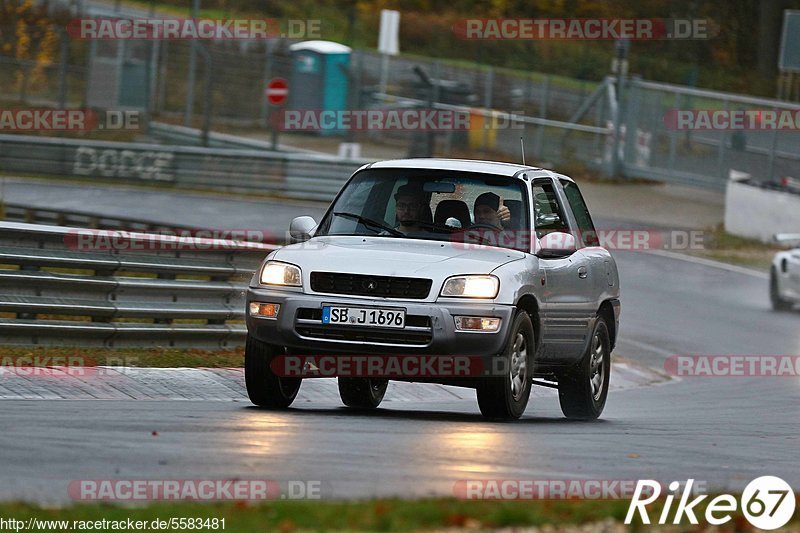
left=315, top=168, right=530, bottom=252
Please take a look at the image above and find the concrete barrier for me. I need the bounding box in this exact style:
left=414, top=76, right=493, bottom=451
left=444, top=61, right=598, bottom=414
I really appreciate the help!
left=724, top=171, right=800, bottom=242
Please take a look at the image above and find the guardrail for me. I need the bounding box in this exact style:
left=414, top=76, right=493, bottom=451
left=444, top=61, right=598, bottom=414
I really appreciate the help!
left=0, top=134, right=370, bottom=202
left=2, top=202, right=200, bottom=232
left=147, top=122, right=346, bottom=157
left=0, top=221, right=278, bottom=348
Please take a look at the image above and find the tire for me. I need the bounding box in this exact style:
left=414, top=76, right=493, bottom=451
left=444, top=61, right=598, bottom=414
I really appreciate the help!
left=771, top=268, right=793, bottom=311
left=558, top=316, right=611, bottom=420
left=476, top=311, right=534, bottom=420
left=338, top=378, right=389, bottom=409
left=244, top=335, right=301, bottom=408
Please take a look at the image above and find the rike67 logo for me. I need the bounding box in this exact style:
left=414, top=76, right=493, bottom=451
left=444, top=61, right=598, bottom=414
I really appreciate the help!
left=626, top=477, right=796, bottom=530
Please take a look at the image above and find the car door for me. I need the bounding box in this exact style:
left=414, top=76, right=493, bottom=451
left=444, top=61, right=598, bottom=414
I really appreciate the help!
left=533, top=178, right=594, bottom=361
left=559, top=178, right=616, bottom=306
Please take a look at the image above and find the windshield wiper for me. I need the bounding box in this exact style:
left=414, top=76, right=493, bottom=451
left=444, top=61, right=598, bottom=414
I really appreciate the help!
left=413, top=220, right=458, bottom=233
left=333, top=212, right=404, bottom=237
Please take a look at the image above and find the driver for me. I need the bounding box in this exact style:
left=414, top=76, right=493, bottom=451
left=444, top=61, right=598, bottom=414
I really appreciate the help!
left=473, top=192, right=512, bottom=230
left=393, top=183, right=427, bottom=234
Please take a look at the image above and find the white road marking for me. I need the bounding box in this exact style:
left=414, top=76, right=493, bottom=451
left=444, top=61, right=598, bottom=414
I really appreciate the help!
left=643, top=249, right=769, bottom=279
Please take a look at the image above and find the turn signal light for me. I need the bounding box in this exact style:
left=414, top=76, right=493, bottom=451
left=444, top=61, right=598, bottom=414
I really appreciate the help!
left=249, top=302, right=280, bottom=319
left=454, top=316, right=500, bottom=332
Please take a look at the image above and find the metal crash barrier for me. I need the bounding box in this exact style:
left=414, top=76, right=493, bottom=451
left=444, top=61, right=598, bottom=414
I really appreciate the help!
left=0, top=221, right=279, bottom=348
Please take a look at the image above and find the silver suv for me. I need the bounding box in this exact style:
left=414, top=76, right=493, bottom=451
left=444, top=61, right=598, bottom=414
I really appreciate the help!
left=245, top=159, right=621, bottom=420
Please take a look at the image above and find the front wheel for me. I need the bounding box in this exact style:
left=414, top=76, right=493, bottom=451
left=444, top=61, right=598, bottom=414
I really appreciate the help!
left=558, top=317, right=611, bottom=420
left=244, top=336, right=301, bottom=408
left=476, top=311, right=534, bottom=420
left=771, top=268, right=793, bottom=311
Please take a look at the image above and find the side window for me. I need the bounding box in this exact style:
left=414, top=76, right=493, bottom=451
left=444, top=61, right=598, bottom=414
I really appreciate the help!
left=531, top=180, right=570, bottom=238
left=560, top=180, right=598, bottom=247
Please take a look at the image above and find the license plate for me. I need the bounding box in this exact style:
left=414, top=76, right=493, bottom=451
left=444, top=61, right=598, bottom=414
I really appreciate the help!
left=322, top=306, right=405, bottom=328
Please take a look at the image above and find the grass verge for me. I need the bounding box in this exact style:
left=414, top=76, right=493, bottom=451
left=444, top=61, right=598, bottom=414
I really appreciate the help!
left=0, top=496, right=797, bottom=532
left=687, top=224, right=782, bottom=271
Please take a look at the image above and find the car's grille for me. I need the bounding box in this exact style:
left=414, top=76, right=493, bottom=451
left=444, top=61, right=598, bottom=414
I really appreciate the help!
left=310, top=272, right=432, bottom=299
left=295, top=325, right=433, bottom=346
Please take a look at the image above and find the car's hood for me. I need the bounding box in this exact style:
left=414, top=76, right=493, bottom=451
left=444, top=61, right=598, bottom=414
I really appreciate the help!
left=272, top=236, right=524, bottom=279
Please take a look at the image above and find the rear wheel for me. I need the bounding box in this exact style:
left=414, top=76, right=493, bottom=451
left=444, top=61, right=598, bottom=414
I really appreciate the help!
left=558, top=317, right=610, bottom=420
left=338, top=378, right=389, bottom=409
left=476, top=311, right=534, bottom=420
left=771, top=268, right=793, bottom=311
left=244, top=336, right=301, bottom=408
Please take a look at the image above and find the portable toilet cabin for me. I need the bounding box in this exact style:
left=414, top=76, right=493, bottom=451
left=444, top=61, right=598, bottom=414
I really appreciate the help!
left=288, top=40, right=352, bottom=136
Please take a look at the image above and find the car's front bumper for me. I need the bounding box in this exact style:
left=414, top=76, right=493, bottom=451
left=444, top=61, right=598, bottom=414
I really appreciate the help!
left=245, top=287, right=515, bottom=358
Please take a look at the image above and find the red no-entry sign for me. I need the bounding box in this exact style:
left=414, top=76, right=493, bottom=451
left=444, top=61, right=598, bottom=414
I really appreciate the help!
left=266, top=78, right=289, bottom=106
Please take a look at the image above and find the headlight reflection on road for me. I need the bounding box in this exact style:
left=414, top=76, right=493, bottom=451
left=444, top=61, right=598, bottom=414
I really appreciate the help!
left=436, top=426, right=506, bottom=474
left=233, top=413, right=295, bottom=455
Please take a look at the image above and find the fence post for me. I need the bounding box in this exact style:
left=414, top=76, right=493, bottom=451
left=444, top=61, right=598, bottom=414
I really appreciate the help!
left=622, top=79, right=641, bottom=170
left=534, top=75, right=549, bottom=158
left=481, top=67, right=494, bottom=153
left=767, top=107, right=779, bottom=181
left=260, top=41, right=272, bottom=126
left=157, top=40, right=168, bottom=115
left=610, top=80, right=625, bottom=176
left=19, top=64, right=30, bottom=104
left=58, top=28, right=69, bottom=108
left=184, top=0, right=200, bottom=126
left=716, top=99, right=729, bottom=179
left=592, top=81, right=606, bottom=156
left=667, top=91, right=681, bottom=178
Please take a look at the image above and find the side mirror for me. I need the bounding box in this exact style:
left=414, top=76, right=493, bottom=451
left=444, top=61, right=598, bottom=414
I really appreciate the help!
left=289, top=216, right=317, bottom=242
left=536, top=231, right=577, bottom=258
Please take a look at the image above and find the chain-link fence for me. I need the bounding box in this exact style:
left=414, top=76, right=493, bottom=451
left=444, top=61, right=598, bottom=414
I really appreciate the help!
left=2, top=10, right=799, bottom=191
left=0, top=30, right=86, bottom=108
left=622, top=79, right=800, bottom=189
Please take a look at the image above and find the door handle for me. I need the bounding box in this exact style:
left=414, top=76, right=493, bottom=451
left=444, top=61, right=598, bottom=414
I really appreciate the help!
left=577, top=266, right=588, bottom=279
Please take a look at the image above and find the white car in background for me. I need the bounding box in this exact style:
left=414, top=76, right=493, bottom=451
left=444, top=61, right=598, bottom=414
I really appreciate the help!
left=771, top=233, right=800, bottom=311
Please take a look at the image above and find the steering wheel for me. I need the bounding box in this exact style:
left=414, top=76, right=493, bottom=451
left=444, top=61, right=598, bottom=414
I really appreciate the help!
left=466, top=223, right=502, bottom=232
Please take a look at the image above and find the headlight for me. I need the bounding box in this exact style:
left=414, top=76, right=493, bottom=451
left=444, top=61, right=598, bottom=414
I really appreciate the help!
left=260, top=261, right=302, bottom=287
left=440, top=275, right=499, bottom=298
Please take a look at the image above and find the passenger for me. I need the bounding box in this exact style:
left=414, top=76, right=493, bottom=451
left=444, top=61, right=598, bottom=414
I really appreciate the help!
left=473, top=192, right=512, bottom=230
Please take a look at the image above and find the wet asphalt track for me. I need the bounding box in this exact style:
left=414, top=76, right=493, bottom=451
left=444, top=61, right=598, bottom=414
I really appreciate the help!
left=1, top=180, right=799, bottom=502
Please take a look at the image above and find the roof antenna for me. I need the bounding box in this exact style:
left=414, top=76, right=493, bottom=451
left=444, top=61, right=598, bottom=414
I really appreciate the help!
left=520, top=137, right=526, bottom=166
